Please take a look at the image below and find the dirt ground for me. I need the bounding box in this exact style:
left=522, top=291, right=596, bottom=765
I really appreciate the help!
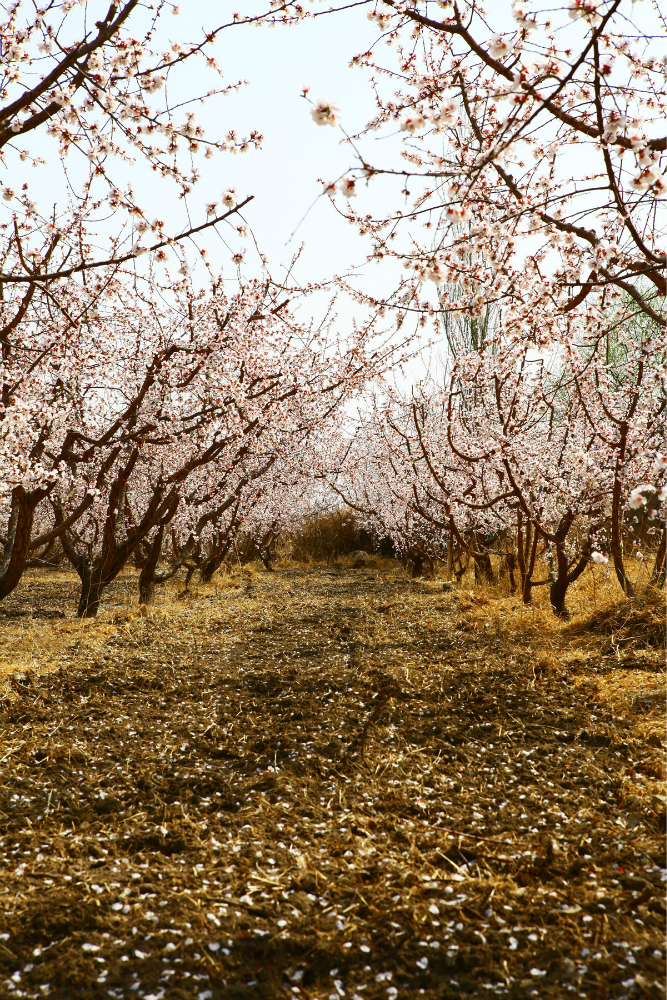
left=0, top=563, right=665, bottom=1000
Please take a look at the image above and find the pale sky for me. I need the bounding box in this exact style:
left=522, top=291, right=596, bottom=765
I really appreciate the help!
left=7, top=3, right=384, bottom=278
left=1, top=0, right=430, bottom=387
left=169, top=3, right=420, bottom=370
left=7, top=1, right=661, bottom=380
left=106, top=2, right=393, bottom=293
left=196, top=4, right=381, bottom=281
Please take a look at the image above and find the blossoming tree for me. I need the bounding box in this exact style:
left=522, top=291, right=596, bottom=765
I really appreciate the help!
left=12, top=269, right=379, bottom=614
left=327, top=0, right=665, bottom=334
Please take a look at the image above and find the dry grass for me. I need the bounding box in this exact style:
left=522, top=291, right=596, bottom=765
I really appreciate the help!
left=0, top=566, right=262, bottom=685
left=0, top=561, right=664, bottom=1000
left=287, top=510, right=375, bottom=564
left=437, top=557, right=665, bottom=753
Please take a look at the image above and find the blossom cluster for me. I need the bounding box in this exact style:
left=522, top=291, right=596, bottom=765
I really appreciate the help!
left=332, top=299, right=666, bottom=611
left=0, top=265, right=381, bottom=611
left=327, top=0, right=665, bottom=339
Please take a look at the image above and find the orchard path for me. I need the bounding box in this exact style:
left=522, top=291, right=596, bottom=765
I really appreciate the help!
left=0, top=565, right=664, bottom=1000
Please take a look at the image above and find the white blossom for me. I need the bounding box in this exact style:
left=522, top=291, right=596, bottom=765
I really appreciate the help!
left=338, top=177, right=357, bottom=197
left=488, top=34, right=511, bottom=60
left=310, top=101, right=339, bottom=126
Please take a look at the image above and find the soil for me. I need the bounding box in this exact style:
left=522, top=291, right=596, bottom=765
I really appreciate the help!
left=0, top=564, right=665, bottom=1000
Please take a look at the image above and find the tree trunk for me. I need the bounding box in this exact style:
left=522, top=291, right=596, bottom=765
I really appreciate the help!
left=549, top=540, right=570, bottom=617
left=473, top=551, right=495, bottom=584
left=60, top=534, right=124, bottom=619
left=447, top=522, right=454, bottom=581
left=0, top=487, right=41, bottom=600
left=260, top=551, right=274, bottom=571
left=77, top=565, right=104, bottom=618
left=610, top=450, right=635, bottom=597
left=516, top=510, right=528, bottom=600
left=549, top=578, right=568, bottom=618
left=503, top=550, right=517, bottom=592
left=59, top=464, right=178, bottom=616
left=139, top=518, right=194, bottom=604
left=409, top=548, right=427, bottom=577
left=25, top=538, right=61, bottom=569
left=200, top=558, right=218, bottom=584
left=138, top=527, right=165, bottom=605
left=256, top=528, right=278, bottom=571
left=138, top=572, right=156, bottom=606
left=520, top=517, right=539, bottom=605
left=453, top=547, right=468, bottom=581
left=650, top=527, right=666, bottom=588
left=200, top=532, right=236, bottom=583
left=549, top=539, right=590, bottom=618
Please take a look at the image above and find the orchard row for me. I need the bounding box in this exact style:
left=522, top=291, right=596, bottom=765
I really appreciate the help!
left=1, top=1, right=664, bottom=614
